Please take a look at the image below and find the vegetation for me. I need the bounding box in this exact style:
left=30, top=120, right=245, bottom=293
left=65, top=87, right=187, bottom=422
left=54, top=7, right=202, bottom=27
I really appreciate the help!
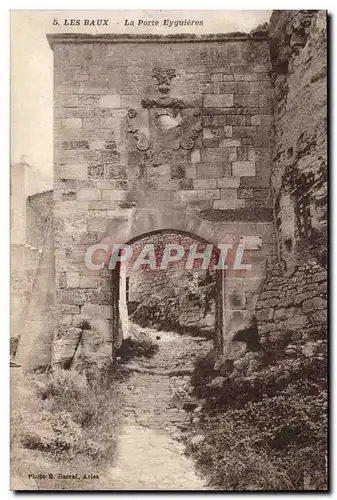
left=11, top=365, right=119, bottom=490
left=188, top=350, right=328, bottom=491
left=116, top=333, right=159, bottom=362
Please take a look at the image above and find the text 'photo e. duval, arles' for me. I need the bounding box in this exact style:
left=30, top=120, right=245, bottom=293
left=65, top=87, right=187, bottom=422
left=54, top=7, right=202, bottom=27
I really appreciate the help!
left=10, top=10, right=328, bottom=491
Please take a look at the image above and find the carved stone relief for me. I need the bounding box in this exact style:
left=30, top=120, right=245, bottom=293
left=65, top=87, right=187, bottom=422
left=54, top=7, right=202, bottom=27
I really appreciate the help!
left=126, top=67, right=202, bottom=169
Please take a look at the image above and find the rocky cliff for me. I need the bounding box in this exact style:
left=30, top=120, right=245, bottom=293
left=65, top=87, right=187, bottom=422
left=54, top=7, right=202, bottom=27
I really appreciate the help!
left=257, top=10, right=327, bottom=354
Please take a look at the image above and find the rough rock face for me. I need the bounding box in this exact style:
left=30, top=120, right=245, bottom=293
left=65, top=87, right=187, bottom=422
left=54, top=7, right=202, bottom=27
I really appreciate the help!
left=126, top=232, right=216, bottom=334
left=130, top=277, right=216, bottom=337
left=256, top=259, right=327, bottom=351
left=254, top=10, right=327, bottom=350
left=269, top=10, right=327, bottom=271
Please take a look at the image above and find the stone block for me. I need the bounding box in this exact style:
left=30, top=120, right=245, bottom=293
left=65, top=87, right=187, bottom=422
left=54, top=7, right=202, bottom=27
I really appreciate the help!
left=218, top=82, right=237, bottom=94
left=90, top=139, right=105, bottom=150
left=220, top=188, right=238, bottom=199
left=121, top=95, right=141, bottom=109
left=223, top=126, right=232, bottom=137
left=213, top=199, right=245, bottom=209
left=259, top=94, right=272, bottom=108
left=59, top=315, right=73, bottom=327
left=237, top=82, right=250, bottom=94
left=217, top=178, right=240, bottom=188
left=253, top=188, right=271, bottom=198
left=66, top=272, right=81, bottom=288
left=56, top=272, right=66, bottom=289
left=233, top=126, right=257, bottom=138
left=232, top=161, right=256, bottom=177
left=238, top=188, right=254, bottom=198
left=225, top=115, right=249, bottom=126
left=191, top=149, right=201, bottom=164
left=61, top=118, right=82, bottom=129
left=185, top=166, right=197, bottom=178
left=212, top=115, right=226, bottom=126
left=251, top=115, right=273, bottom=126
left=174, top=190, right=198, bottom=203
left=211, top=73, right=223, bottom=82
left=257, top=73, right=270, bottom=81
left=203, top=116, right=212, bottom=126
left=226, top=291, right=246, bottom=310
left=88, top=163, right=104, bottom=179
left=102, top=190, right=129, bottom=201
left=196, top=163, right=224, bottom=178
left=55, top=94, right=78, bottom=107
left=223, top=74, right=234, bottom=81
left=204, top=94, right=233, bottom=107
left=99, top=95, right=121, bottom=108
left=77, top=189, right=101, bottom=201
left=203, top=82, right=218, bottom=93
left=312, top=271, right=328, bottom=282
left=81, top=304, right=112, bottom=320
left=53, top=327, right=82, bottom=366
left=82, top=117, right=120, bottom=129
left=87, top=217, right=109, bottom=232
left=234, top=74, right=258, bottom=81
left=80, top=274, right=99, bottom=288
left=197, top=189, right=220, bottom=200
left=310, top=310, right=327, bottom=324
left=89, top=319, right=112, bottom=342
left=193, top=179, right=217, bottom=190
left=240, top=174, right=270, bottom=189
left=302, top=297, right=326, bottom=312
left=220, top=138, right=241, bottom=147
left=250, top=81, right=272, bottom=94
left=59, top=304, right=81, bottom=315
left=252, top=64, right=270, bottom=73
left=203, top=128, right=215, bottom=139
left=59, top=163, right=88, bottom=180
left=105, top=164, right=126, bottom=178
left=234, top=94, right=259, bottom=107
left=229, top=147, right=237, bottom=161
left=284, top=314, right=308, bottom=331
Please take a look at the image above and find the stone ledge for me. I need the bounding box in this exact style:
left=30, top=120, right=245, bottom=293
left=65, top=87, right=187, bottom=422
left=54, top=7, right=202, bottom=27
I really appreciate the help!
left=200, top=207, right=274, bottom=222
left=46, top=31, right=268, bottom=49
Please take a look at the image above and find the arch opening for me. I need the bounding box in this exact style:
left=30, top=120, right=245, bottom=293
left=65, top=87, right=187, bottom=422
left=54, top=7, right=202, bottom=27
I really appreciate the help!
left=111, top=229, right=225, bottom=361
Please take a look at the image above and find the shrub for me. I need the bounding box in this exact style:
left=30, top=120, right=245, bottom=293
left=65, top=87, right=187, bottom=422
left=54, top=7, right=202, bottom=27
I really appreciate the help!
left=190, top=350, right=218, bottom=396
left=11, top=365, right=119, bottom=491
left=188, top=351, right=328, bottom=490
left=116, top=335, right=159, bottom=362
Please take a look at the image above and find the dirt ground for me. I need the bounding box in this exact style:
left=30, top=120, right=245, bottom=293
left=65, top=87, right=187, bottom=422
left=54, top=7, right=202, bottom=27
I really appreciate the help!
left=109, top=326, right=212, bottom=490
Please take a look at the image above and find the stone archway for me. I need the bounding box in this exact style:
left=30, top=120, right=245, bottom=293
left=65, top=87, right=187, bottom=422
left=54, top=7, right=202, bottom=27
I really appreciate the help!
left=111, top=228, right=225, bottom=360
left=48, top=33, right=277, bottom=369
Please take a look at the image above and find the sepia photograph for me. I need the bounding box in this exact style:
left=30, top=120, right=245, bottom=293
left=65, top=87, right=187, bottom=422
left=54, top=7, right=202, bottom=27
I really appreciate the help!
left=10, top=9, right=328, bottom=491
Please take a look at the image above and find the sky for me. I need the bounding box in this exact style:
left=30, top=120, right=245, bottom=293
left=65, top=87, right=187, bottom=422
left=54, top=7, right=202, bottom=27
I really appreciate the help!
left=10, top=10, right=271, bottom=186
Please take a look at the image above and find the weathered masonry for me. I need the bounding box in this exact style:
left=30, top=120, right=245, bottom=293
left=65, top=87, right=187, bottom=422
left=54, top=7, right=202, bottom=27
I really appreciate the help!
left=47, top=31, right=277, bottom=369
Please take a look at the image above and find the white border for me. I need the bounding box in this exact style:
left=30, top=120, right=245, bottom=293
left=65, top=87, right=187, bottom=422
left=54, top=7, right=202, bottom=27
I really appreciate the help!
left=2, top=2, right=335, bottom=498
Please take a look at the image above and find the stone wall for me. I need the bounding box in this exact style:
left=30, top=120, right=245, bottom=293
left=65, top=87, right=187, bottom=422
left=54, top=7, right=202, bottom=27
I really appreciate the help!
left=11, top=162, right=52, bottom=245
left=126, top=232, right=216, bottom=334
left=48, top=32, right=277, bottom=366
left=15, top=220, right=55, bottom=370
left=127, top=232, right=216, bottom=301
left=26, top=190, right=53, bottom=248
left=11, top=166, right=54, bottom=363
left=255, top=11, right=327, bottom=351
left=11, top=163, right=27, bottom=245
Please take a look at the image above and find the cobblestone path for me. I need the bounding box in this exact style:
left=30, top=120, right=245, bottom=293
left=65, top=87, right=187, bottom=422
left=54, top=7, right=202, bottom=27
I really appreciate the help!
left=109, top=325, right=212, bottom=490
